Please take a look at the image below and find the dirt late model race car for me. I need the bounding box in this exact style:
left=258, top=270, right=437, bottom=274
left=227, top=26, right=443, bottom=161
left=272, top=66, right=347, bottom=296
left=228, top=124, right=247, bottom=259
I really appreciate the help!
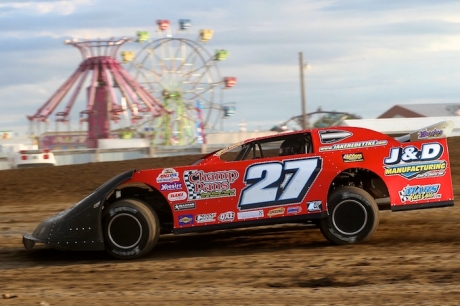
left=24, top=121, right=455, bottom=259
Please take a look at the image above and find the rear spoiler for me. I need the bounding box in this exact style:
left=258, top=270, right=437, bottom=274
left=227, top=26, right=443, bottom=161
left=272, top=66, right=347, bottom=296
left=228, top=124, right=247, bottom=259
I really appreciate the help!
left=395, top=120, right=455, bottom=142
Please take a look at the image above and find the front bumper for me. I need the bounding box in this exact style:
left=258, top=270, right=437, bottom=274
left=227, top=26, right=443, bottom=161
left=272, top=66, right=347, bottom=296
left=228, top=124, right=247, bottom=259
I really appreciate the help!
left=23, top=169, right=135, bottom=251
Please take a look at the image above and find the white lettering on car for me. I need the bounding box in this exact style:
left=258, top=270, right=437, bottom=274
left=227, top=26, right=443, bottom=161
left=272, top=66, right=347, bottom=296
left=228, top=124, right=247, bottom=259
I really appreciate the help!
left=238, top=158, right=322, bottom=210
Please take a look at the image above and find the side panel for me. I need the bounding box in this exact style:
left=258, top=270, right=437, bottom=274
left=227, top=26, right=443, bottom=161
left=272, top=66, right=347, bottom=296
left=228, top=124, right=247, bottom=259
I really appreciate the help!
left=313, top=127, right=454, bottom=211
left=130, top=154, right=330, bottom=231
left=380, top=138, right=454, bottom=210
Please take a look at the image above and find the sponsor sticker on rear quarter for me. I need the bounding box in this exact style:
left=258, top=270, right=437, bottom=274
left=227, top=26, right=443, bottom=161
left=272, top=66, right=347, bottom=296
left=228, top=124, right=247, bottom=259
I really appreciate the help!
left=342, top=153, right=364, bottom=163
left=237, top=210, right=264, bottom=220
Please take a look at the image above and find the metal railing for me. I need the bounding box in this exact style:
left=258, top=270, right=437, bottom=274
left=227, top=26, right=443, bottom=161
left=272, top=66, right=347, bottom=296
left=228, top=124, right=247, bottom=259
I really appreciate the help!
left=0, top=144, right=225, bottom=170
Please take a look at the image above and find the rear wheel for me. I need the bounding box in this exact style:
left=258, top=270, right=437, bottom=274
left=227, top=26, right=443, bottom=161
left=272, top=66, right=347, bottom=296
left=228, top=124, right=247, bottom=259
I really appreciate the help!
left=102, top=199, right=159, bottom=259
left=319, top=186, right=379, bottom=244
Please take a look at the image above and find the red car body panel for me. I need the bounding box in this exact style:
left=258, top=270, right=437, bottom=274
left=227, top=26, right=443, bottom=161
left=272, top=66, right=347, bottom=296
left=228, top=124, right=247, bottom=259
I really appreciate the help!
left=124, top=125, right=454, bottom=231
left=23, top=121, right=454, bottom=254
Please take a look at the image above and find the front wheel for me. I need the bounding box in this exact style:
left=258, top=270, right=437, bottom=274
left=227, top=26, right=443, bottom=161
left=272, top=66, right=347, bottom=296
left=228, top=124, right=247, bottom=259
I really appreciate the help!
left=102, top=199, right=160, bottom=259
left=319, top=186, right=379, bottom=245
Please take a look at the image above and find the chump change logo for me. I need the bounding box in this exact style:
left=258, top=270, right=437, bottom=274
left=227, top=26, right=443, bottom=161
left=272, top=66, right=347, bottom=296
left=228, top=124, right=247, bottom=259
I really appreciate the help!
left=183, top=169, right=239, bottom=200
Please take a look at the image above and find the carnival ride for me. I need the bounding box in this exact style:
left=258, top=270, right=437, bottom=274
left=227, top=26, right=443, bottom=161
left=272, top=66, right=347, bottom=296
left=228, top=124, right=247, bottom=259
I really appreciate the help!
left=124, top=19, right=237, bottom=145
left=271, top=110, right=362, bottom=132
left=27, top=19, right=237, bottom=147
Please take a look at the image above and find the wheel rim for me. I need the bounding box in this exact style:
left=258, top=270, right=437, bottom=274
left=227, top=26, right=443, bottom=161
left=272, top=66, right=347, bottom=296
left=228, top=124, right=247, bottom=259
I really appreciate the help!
left=107, top=213, right=143, bottom=249
left=332, top=199, right=367, bottom=235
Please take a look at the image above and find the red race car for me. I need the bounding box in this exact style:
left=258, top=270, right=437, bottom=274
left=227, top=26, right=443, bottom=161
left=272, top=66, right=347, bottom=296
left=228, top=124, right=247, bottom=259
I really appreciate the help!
left=23, top=121, right=455, bottom=259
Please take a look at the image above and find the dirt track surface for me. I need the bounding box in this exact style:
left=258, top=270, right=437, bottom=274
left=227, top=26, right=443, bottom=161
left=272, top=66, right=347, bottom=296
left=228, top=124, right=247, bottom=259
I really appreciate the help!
left=2, top=139, right=460, bottom=305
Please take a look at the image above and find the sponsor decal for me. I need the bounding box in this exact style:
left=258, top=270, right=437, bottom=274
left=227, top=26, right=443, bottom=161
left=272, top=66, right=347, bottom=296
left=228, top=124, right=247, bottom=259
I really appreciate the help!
left=160, top=182, right=183, bottom=191
left=174, top=202, right=196, bottom=211
left=383, top=143, right=445, bottom=179
left=287, top=206, right=302, bottom=214
left=238, top=158, right=322, bottom=210
left=418, top=128, right=443, bottom=139
left=319, top=140, right=387, bottom=152
left=184, top=169, right=239, bottom=200
left=399, top=184, right=441, bottom=203
left=196, top=213, right=217, bottom=223
left=237, top=210, right=264, bottom=220
left=415, top=169, right=446, bottom=179
left=267, top=207, right=285, bottom=217
left=178, top=214, right=194, bottom=226
left=384, top=160, right=446, bottom=179
left=342, top=153, right=364, bottom=163
left=218, top=211, right=235, bottom=222
left=384, top=143, right=443, bottom=165
left=156, top=168, right=180, bottom=183
left=318, top=130, right=353, bottom=144
left=168, top=191, right=187, bottom=201
left=307, top=201, right=322, bottom=212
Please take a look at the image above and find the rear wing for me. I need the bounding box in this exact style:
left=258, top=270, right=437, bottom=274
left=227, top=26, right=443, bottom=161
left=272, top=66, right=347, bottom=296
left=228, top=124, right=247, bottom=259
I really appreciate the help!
left=395, top=120, right=455, bottom=143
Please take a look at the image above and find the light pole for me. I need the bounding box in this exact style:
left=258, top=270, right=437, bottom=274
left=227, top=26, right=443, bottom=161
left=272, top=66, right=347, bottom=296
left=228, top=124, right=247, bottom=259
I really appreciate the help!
left=299, top=52, right=311, bottom=129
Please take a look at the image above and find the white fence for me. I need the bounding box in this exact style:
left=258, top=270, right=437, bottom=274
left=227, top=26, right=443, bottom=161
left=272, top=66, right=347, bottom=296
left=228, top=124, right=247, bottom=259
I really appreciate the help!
left=0, top=144, right=221, bottom=170
left=0, top=131, right=278, bottom=170
left=1, top=118, right=458, bottom=170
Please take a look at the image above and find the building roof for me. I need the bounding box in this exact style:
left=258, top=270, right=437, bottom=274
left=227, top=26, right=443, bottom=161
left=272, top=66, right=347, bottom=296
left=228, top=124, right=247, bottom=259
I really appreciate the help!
left=341, top=116, right=460, bottom=136
left=378, top=103, right=460, bottom=118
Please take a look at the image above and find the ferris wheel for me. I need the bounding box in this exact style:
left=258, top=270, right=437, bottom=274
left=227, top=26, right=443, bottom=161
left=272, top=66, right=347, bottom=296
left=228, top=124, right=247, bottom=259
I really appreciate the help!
left=123, top=19, right=237, bottom=145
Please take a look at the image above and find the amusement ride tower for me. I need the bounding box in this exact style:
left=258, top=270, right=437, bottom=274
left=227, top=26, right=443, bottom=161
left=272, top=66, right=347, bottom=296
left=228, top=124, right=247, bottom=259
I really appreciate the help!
left=27, top=19, right=237, bottom=148
left=27, top=37, right=168, bottom=148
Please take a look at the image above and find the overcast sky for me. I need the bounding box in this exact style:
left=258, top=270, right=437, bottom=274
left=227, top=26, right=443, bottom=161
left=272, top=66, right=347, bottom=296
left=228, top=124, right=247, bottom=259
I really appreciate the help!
left=1, top=0, right=460, bottom=136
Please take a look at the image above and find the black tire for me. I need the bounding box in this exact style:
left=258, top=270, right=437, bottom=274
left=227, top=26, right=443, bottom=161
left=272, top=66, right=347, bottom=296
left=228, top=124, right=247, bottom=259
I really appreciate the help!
left=102, top=199, right=159, bottom=259
left=319, top=186, right=379, bottom=245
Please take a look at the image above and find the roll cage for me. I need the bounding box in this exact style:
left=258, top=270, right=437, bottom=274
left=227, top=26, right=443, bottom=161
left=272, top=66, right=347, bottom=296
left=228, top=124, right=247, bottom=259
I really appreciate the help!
left=233, top=133, right=313, bottom=161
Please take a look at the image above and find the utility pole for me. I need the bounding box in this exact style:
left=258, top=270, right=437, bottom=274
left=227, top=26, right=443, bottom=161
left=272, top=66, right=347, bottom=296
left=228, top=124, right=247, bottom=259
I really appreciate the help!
left=299, top=52, right=310, bottom=129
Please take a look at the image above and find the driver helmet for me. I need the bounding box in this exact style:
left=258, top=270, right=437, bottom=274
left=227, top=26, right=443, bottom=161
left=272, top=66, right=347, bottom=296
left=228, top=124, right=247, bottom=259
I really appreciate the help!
left=279, top=138, right=303, bottom=156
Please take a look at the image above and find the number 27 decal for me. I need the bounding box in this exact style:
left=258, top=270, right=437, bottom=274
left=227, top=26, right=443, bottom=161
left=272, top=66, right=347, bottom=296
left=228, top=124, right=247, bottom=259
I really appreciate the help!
left=238, top=158, right=322, bottom=210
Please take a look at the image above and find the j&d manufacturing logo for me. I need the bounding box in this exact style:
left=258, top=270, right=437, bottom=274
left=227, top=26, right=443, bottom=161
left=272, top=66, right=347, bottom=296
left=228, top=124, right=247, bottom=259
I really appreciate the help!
left=383, top=143, right=445, bottom=179
left=384, top=161, right=446, bottom=179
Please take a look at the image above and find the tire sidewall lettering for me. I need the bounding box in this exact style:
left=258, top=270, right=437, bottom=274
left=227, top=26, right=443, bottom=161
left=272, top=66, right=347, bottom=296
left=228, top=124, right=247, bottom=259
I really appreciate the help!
left=103, top=202, right=153, bottom=257
left=325, top=189, right=377, bottom=243
left=319, top=186, right=379, bottom=244
left=109, top=206, right=138, bottom=217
